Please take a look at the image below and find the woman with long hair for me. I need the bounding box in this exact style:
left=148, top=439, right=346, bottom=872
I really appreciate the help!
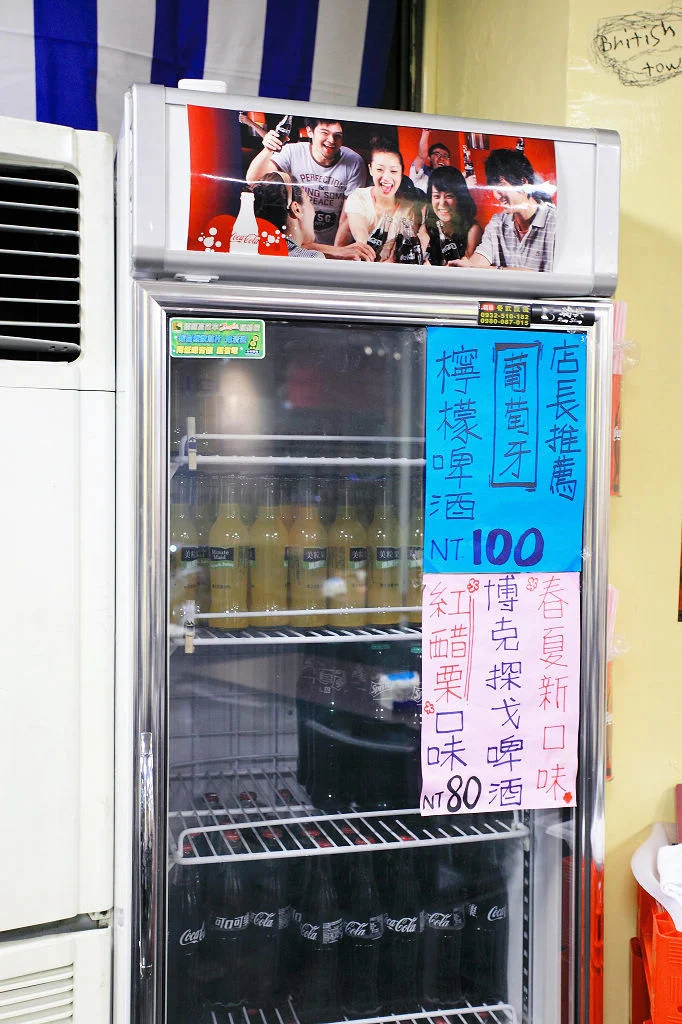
left=341, top=138, right=423, bottom=263
left=419, top=165, right=481, bottom=265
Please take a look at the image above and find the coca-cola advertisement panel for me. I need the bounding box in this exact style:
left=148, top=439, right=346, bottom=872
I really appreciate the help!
left=184, top=104, right=558, bottom=273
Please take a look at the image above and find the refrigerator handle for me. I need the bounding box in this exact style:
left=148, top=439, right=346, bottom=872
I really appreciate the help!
left=139, top=731, right=156, bottom=974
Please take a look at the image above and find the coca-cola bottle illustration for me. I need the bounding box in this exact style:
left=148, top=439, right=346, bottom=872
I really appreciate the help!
left=203, top=847, right=251, bottom=1008
left=295, top=858, right=342, bottom=1023
left=229, top=190, right=260, bottom=255
left=381, top=849, right=422, bottom=1012
left=461, top=842, right=509, bottom=1005
left=167, top=839, right=206, bottom=1022
left=422, top=846, right=466, bottom=1008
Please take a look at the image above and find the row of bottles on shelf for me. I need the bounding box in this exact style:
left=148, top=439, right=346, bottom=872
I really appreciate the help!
left=296, top=648, right=421, bottom=813
left=169, top=836, right=509, bottom=1023
left=169, top=471, right=424, bottom=630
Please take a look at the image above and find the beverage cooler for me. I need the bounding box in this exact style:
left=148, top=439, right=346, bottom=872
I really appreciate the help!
left=115, top=84, right=618, bottom=1024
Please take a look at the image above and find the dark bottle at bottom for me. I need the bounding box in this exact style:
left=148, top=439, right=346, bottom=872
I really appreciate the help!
left=295, top=858, right=343, bottom=1023
left=462, top=842, right=509, bottom=1005
left=380, top=849, right=422, bottom=1012
left=203, top=852, right=251, bottom=1008
left=249, top=853, right=289, bottom=1007
left=422, top=847, right=466, bottom=1009
left=167, top=841, right=206, bottom=1023
left=340, top=855, right=384, bottom=1018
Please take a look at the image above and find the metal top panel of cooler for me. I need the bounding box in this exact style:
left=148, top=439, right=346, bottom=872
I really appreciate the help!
left=120, top=82, right=620, bottom=299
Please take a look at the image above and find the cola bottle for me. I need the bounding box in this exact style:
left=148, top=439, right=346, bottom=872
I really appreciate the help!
left=203, top=850, right=251, bottom=1008
left=381, top=849, right=421, bottom=1012
left=340, top=855, right=383, bottom=1017
left=422, top=846, right=466, bottom=1008
left=249, top=852, right=289, bottom=1007
left=307, top=656, right=351, bottom=812
left=275, top=114, right=293, bottom=142
left=295, top=858, right=342, bottom=1023
left=296, top=655, right=318, bottom=793
left=167, top=839, right=206, bottom=1022
left=461, top=842, right=509, bottom=1005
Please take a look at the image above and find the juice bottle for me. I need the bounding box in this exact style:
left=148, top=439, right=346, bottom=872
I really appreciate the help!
left=367, top=478, right=401, bottom=625
left=169, top=472, right=199, bottom=628
left=278, top=475, right=297, bottom=531
left=208, top=475, right=250, bottom=629
left=193, top=472, right=214, bottom=619
left=238, top=473, right=257, bottom=526
left=288, top=478, right=328, bottom=627
left=406, top=474, right=424, bottom=626
left=250, top=477, right=289, bottom=627
left=328, top=479, right=368, bottom=627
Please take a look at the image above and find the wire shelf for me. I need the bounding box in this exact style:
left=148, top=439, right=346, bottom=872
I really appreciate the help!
left=203, top=998, right=517, bottom=1024
left=168, top=768, right=527, bottom=864
left=183, top=622, right=422, bottom=648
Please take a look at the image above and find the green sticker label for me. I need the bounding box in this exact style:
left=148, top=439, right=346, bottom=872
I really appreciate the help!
left=170, top=318, right=265, bottom=358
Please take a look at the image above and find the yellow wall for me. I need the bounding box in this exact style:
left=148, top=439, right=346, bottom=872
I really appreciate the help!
left=423, top=2, right=682, bottom=1021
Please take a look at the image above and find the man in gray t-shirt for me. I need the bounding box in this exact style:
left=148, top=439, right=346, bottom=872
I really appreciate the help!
left=452, top=148, right=556, bottom=273
left=246, top=118, right=374, bottom=261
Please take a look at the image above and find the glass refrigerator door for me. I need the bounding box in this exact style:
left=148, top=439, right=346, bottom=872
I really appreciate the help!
left=161, top=309, right=602, bottom=1024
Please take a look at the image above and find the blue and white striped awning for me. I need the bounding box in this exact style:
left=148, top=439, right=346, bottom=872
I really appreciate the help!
left=0, top=0, right=397, bottom=137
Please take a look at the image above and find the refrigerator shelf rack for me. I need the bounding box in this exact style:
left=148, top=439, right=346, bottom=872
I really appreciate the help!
left=203, top=1001, right=517, bottom=1024
left=183, top=622, right=422, bottom=648
left=168, top=767, right=527, bottom=864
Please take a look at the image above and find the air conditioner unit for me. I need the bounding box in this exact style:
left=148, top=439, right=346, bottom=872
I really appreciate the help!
left=0, top=116, right=113, bottom=1024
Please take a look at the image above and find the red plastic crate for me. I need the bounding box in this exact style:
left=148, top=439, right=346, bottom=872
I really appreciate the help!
left=636, top=885, right=682, bottom=1023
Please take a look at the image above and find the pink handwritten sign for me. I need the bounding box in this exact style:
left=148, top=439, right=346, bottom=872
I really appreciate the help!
left=420, top=571, right=580, bottom=815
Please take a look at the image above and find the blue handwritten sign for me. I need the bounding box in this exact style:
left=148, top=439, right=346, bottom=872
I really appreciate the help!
left=424, top=326, right=587, bottom=574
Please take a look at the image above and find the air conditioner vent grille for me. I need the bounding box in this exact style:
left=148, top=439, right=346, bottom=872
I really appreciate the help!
left=0, top=164, right=80, bottom=361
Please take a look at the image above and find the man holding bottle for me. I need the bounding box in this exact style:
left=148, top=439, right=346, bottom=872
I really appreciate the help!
left=246, top=117, right=375, bottom=261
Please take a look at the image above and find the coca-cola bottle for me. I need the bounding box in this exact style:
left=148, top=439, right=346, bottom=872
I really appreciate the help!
left=422, top=846, right=466, bottom=1008
left=203, top=846, right=251, bottom=1008
left=167, top=839, right=206, bottom=1022
left=249, top=848, right=289, bottom=1007
left=461, top=842, right=509, bottom=1005
left=295, top=858, right=342, bottom=1023
left=307, top=657, right=351, bottom=812
left=337, top=855, right=383, bottom=1017
left=381, top=849, right=422, bottom=1012
left=275, top=114, right=293, bottom=142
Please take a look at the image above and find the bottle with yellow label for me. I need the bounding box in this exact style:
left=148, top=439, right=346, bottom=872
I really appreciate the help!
left=169, top=472, right=199, bottom=629
left=327, top=478, right=367, bottom=627
left=367, top=477, right=401, bottom=625
left=250, top=477, right=289, bottom=627
left=192, top=472, right=214, bottom=620
left=406, top=474, right=424, bottom=625
left=288, top=478, right=328, bottom=627
left=208, top=475, right=250, bottom=629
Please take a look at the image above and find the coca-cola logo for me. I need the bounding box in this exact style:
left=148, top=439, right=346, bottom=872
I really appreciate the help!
left=253, top=911, right=276, bottom=928
left=230, top=233, right=259, bottom=245
left=214, top=913, right=249, bottom=931
left=300, top=922, right=319, bottom=940
left=344, top=920, right=367, bottom=937
left=488, top=904, right=507, bottom=922
left=428, top=910, right=464, bottom=930
left=386, top=915, right=418, bottom=933
left=179, top=923, right=205, bottom=946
